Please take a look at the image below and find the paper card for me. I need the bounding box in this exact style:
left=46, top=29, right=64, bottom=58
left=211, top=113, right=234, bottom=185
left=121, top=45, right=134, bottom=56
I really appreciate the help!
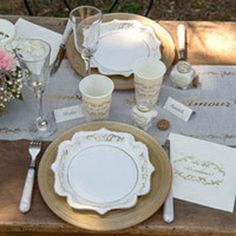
left=54, top=105, right=84, bottom=123
left=163, top=97, right=194, bottom=121
left=169, top=133, right=236, bottom=212
left=15, top=18, right=62, bottom=65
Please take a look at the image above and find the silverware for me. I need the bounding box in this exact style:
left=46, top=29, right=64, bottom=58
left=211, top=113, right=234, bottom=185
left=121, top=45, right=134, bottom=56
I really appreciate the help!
left=19, top=140, right=42, bottom=214
left=50, top=19, right=73, bottom=76
left=162, top=140, right=175, bottom=223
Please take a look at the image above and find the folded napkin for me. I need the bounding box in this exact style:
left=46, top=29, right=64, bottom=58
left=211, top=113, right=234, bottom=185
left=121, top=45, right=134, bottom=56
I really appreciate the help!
left=169, top=133, right=236, bottom=213
left=15, top=18, right=62, bottom=65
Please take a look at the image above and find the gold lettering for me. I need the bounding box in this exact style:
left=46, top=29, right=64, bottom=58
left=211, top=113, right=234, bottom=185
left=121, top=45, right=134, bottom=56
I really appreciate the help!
left=186, top=97, right=198, bottom=106
left=208, top=102, right=215, bottom=106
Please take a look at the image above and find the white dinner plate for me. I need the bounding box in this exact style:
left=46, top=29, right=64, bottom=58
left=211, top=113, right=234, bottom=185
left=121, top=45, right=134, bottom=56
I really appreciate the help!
left=51, top=128, right=155, bottom=214
left=68, top=145, right=138, bottom=204
left=91, top=20, right=161, bottom=77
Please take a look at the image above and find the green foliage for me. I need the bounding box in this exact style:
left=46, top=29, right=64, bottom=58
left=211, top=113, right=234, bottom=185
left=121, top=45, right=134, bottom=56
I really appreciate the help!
left=119, top=2, right=141, bottom=13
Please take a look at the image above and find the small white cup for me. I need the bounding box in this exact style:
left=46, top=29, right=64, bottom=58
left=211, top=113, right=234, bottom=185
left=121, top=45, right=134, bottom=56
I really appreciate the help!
left=133, top=57, right=166, bottom=106
left=79, top=74, right=114, bottom=120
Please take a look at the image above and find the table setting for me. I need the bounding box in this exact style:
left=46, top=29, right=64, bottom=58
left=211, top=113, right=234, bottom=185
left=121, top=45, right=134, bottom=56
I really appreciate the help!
left=1, top=5, right=236, bottom=235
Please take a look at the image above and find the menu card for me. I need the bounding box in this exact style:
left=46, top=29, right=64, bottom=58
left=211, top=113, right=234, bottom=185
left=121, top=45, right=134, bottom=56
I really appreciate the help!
left=169, top=133, right=236, bottom=212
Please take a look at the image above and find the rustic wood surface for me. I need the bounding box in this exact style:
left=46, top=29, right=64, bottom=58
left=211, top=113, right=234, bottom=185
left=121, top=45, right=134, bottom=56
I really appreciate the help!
left=1, top=15, right=236, bottom=236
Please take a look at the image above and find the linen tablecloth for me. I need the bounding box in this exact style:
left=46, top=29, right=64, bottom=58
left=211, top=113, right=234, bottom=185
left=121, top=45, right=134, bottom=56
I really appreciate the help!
left=1, top=59, right=236, bottom=146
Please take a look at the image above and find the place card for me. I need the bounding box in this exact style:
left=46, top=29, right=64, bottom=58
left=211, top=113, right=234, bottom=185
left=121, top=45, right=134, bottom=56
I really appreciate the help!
left=169, top=133, right=236, bottom=212
left=163, top=97, right=194, bottom=121
left=54, top=105, right=84, bottom=123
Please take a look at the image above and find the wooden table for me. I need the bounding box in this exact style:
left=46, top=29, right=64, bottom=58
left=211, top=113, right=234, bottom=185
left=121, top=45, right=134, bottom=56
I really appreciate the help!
left=1, top=15, right=236, bottom=236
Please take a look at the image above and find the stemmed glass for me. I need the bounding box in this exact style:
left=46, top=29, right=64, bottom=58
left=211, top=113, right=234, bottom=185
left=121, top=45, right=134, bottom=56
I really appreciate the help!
left=70, top=6, right=102, bottom=75
left=15, top=38, right=56, bottom=138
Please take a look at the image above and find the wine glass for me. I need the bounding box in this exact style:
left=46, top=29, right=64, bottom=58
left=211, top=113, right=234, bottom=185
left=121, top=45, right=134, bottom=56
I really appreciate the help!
left=15, top=38, right=56, bottom=138
left=70, top=6, right=102, bottom=75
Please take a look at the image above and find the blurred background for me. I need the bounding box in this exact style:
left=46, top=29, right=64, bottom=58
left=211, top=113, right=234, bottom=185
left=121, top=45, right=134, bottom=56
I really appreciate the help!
left=0, top=0, right=236, bottom=21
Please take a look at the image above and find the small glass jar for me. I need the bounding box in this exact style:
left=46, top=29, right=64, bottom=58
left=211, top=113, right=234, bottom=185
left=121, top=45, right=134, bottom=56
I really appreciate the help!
left=131, top=105, right=158, bottom=131
left=170, top=61, right=195, bottom=89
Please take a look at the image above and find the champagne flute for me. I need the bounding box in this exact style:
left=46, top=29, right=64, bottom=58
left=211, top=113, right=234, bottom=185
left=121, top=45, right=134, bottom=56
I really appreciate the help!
left=15, top=38, right=56, bottom=138
left=70, top=6, right=102, bottom=75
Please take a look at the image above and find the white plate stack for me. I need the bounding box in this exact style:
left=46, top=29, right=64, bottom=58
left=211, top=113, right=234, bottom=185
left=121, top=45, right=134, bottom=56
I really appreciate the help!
left=51, top=128, right=155, bottom=214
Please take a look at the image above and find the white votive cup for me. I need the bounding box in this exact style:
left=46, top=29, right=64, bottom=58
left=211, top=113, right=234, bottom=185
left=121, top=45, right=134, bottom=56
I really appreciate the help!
left=79, top=74, right=114, bottom=121
left=133, top=57, right=166, bottom=107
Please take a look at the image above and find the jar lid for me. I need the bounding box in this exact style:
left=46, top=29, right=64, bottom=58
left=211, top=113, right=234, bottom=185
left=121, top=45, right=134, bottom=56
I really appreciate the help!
left=136, top=104, right=152, bottom=112
left=177, top=61, right=192, bottom=74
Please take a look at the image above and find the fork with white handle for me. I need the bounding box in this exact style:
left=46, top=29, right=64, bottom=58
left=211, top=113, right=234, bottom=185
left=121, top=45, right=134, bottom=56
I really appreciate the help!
left=19, top=140, right=42, bottom=214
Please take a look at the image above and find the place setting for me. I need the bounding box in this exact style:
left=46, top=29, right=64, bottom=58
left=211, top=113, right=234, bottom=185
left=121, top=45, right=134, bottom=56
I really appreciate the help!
left=66, top=10, right=175, bottom=90
left=37, top=7, right=172, bottom=230
left=1, top=3, right=236, bottom=234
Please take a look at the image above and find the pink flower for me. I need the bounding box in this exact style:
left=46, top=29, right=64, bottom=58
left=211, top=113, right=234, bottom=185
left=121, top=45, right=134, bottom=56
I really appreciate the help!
left=0, top=49, right=15, bottom=72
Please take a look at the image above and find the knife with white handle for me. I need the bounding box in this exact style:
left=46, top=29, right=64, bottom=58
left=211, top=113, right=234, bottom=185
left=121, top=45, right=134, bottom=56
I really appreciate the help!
left=177, top=24, right=186, bottom=60
left=163, top=140, right=175, bottom=223
left=19, top=168, right=35, bottom=213
left=50, top=19, right=73, bottom=75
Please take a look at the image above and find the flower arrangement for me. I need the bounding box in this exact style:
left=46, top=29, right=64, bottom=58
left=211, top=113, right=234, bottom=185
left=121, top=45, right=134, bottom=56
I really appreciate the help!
left=0, top=49, right=23, bottom=111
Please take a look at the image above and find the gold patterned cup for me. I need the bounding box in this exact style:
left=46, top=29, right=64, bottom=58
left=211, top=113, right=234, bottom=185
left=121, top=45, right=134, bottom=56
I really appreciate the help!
left=133, top=58, right=166, bottom=107
left=79, top=74, right=114, bottom=121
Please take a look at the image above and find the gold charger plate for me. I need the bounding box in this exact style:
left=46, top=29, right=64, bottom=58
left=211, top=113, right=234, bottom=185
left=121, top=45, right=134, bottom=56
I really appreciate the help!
left=66, top=13, right=176, bottom=90
left=38, top=121, right=172, bottom=232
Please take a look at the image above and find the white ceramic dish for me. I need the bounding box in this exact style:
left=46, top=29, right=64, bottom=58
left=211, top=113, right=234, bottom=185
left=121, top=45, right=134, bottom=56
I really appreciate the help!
left=51, top=128, right=155, bottom=215
left=91, top=20, right=161, bottom=77
left=0, top=19, right=15, bottom=47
